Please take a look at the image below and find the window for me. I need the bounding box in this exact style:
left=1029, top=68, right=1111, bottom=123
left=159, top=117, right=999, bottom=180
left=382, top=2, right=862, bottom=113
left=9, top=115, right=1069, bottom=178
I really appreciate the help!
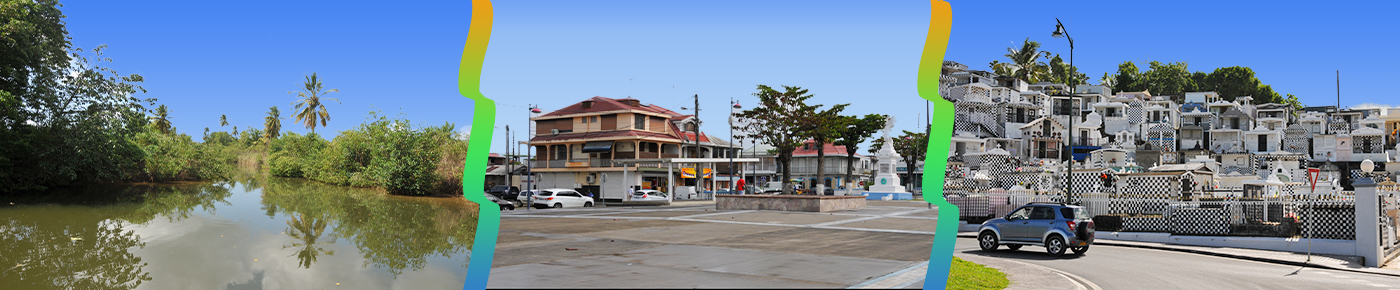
left=591, top=116, right=598, bottom=123
left=1008, top=207, right=1031, bottom=220
left=1194, top=117, right=1202, bottom=125
left=1030, top=207, right=1055, bottom=219
left=580, top=117, right=586, bottom=124
left=1016, top=108, right=1026, bottom=123
left=1231, top=118, right=1240, bottom=130
left=1258, top=135, right=1268, bottom=152
left=1106, top=107, right=1117, bottom=117
left=635, top=115, right=646, bottom=130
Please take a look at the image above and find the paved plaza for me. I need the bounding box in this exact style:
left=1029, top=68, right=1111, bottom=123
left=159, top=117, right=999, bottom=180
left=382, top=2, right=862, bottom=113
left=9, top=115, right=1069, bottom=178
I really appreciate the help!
left=488, top=201, right=936, bottom=288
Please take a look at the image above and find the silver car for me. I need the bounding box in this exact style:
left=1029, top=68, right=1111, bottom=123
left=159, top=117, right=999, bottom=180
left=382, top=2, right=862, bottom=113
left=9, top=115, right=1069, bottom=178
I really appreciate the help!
left=977, top=203, right=1095, bottom=256
left=629, top=190, right=669, bottom=202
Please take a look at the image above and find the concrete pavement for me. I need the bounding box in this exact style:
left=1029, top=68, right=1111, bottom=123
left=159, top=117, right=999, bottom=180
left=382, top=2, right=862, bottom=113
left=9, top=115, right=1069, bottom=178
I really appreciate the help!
left=490, top=201, right=942, bottom=288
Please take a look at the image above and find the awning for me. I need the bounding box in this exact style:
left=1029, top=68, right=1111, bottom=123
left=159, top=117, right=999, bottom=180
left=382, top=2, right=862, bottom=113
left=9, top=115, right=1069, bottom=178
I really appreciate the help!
left=581, top=141, right=613, bottom=153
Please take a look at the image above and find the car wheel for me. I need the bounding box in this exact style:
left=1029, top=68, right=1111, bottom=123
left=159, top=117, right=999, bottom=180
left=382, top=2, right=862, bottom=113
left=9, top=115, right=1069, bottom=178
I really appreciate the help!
left=978, top=231, right=1000, bottom=252
left=1006, top=245, right=1022, bottom=251
left=1045, top=235, right=1067, bottom=256
left=553, top=203, right=563, bottom=209
left=1071, top=245, right=1089, bottom=255
left=584, top=202, right=593, bottom=207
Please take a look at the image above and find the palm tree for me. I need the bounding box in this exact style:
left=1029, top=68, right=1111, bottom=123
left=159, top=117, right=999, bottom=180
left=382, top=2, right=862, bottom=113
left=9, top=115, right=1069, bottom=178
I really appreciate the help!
left=149, top=104, right=173, bottom=134
left=1002, top=38, right=1052, bottom=83
left=283, top=213, right=334, bottom=269
left=232, top=125, right=238, bottom=138
left=290, top=73, right=340, bottom=134
left=219, top=114, right=228, bottom=127
left=264, top=106, right=282, bottom=141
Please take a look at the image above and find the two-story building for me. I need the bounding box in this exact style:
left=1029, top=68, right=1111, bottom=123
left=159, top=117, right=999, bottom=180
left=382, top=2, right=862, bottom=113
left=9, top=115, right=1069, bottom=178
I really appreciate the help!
left=528, top=96, right=739, bottom=200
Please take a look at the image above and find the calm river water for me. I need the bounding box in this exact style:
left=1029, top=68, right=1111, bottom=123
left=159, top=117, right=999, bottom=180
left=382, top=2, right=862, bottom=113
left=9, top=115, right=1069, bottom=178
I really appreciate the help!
left=1, top=173, right=479, bottom=289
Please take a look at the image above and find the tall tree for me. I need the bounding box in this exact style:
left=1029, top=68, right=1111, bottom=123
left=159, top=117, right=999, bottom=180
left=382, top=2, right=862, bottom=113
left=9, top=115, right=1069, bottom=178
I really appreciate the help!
left=801, top=101, right=849, bottom=194
left=264, top=106, right=282, bottom=142
left=1111, top=61, right=1145, bottom=93
left=834, top=114, right=886, bottom=191
left=1254, top=84, right=1282, bottom=104
left=219, top=114, right=228, bottom=127
left=1143, top=61, right=1194, bottom=96
left=733, top=85, right=820, bottom=194
left=290, top=72, right=340, bottom=134
left=0, top=0, right=68, bottom=102
left=1048, top=54, right=1087, bottom=86
left=149, top=104, right=172, bottom=134
left=1001, top=38, right=1052, bottom=83
left=893, top=131, right=928, bottom=191
left=1204, top=66, right=1260, bottom=101
left=1098, top=72, right=1115, bottom=87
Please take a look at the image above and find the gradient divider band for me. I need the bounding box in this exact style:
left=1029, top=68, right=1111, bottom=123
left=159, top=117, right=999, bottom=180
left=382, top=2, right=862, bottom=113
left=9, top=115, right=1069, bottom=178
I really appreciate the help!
left=459, top=1, right=497, bottom=289
left=918, top=1, right=956, bottom=289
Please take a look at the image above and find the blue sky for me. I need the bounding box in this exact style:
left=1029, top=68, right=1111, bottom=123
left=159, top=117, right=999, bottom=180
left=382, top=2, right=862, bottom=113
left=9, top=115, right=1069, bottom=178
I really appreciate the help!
left=483, top=0, right=932, bottom=154
left=945, top=1, right=1398, bottom=111
left=64, top=1, right=1398, bottom=155
left=64, top=1, right=476, bottom=138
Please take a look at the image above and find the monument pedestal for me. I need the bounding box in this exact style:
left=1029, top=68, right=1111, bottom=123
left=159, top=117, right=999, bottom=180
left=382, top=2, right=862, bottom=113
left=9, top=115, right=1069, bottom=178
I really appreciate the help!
left=864, top=115, right=911, bottom=200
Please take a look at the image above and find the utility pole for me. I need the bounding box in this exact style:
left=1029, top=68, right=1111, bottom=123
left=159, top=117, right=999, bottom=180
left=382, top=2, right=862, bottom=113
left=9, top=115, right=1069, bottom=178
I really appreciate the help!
left=694, top=94, right=703, bottom=199
left=505, top=125, right=511, bottom=191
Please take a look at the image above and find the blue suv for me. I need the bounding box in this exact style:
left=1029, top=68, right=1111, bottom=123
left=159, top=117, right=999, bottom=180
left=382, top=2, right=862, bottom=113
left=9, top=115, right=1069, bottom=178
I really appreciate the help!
left=978, top=202, right=1095, bottom=256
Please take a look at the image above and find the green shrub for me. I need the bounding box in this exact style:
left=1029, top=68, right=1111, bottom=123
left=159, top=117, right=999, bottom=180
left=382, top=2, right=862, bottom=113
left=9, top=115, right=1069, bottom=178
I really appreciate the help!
left=129, top=131, right=234, bottom=182
left=269, top=151, right=304, bottom=177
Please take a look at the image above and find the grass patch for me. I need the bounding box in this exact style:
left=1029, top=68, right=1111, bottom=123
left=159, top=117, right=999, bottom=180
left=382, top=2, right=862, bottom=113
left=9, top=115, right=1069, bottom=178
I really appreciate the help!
left=946, top=257, right=1010, bottom=290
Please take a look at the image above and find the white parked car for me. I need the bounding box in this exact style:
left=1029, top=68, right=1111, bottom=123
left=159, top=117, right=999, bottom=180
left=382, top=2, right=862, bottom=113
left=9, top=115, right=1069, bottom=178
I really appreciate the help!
left=516, top=190, right=538, bottom=204
left=629, top=189, right=669, bottom=202
left=530, top=189, right=594, bottom=209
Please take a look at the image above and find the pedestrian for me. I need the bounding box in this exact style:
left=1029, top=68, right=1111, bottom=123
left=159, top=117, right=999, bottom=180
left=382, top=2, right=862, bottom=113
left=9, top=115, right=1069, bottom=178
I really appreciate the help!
left=735, top=179, right=746, bottom=195
left=627, top=186, right=635, bottom=201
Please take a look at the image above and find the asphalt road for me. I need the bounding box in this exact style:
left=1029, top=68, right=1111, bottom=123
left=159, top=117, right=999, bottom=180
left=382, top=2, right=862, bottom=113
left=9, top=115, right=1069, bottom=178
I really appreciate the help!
left=954, top=236, right=1400, bottom=289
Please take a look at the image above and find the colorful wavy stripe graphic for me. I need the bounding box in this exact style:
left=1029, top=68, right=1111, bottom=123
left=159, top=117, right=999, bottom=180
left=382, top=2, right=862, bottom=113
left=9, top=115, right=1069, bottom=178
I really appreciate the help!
left=459, top=1, right=497, bottom=290
left=919, top=1, right=956, bottom=289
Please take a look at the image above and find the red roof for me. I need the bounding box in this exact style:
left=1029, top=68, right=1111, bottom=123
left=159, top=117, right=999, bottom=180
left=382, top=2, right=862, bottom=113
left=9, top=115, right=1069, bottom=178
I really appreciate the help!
left=792, top=139, right=861, bottom=157
left=529, top=130, right=681, bottom=143
left=538, top=96, right=681, bottom=118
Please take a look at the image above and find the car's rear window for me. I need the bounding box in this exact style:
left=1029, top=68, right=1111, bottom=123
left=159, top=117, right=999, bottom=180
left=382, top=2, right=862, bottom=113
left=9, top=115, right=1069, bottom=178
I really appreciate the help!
left=1060, top=207, right=1090, bottom=220
left=538, top=191, right=554, bottom=196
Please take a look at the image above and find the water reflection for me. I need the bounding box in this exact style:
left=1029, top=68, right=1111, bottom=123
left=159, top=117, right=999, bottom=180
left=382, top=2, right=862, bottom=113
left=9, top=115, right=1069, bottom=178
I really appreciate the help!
left=259, top=176, right=479, bottom=275
left=1, top=183, right=231, bottom=289
left=283, top=213, right=334, bottom=269
left=0, top=171, right=479, bottom=289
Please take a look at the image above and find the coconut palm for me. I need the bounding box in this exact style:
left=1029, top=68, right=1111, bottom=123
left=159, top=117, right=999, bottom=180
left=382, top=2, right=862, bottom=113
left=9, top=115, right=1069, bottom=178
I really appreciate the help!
left=1002, top=38, right=1052, bottom=83
left=283, top=213, right=334, bottom=269
left=219, top=114, right=228, bottom=127
left=290, top=73, right=340, bottom=134
left=149, top=104, right=173, bottom=134
left=264, top=106, right=282, bottom=141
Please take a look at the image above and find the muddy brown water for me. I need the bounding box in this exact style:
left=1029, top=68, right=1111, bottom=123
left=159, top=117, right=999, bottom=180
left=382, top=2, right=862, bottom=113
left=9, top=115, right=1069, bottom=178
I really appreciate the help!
left=0, top=173, right=480, bottom=290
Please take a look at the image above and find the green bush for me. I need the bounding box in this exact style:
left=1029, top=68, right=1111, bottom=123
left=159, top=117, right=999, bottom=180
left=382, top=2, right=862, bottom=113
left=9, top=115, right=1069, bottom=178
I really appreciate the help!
left=269, top=151, right=304, bottom=177
left=278, top=113, right=462, bottom=195
left=129, top=130, right=234, bottom=182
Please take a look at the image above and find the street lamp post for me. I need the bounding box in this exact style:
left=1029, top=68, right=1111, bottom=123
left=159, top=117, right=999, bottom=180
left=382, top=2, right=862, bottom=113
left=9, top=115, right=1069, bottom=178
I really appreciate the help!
left=527, top=105, right=541, bottom=209
left=1053, top=18, right=1075, bottom=202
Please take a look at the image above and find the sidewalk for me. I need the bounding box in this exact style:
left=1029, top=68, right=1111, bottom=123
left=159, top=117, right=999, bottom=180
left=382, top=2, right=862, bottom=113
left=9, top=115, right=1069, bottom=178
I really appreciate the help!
left=1090, top=238, right=1400, bottom=277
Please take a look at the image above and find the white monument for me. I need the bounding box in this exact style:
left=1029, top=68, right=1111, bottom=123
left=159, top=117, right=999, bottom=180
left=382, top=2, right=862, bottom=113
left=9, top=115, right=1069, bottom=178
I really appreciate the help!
left=865, top=115, right=912, bottom=200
